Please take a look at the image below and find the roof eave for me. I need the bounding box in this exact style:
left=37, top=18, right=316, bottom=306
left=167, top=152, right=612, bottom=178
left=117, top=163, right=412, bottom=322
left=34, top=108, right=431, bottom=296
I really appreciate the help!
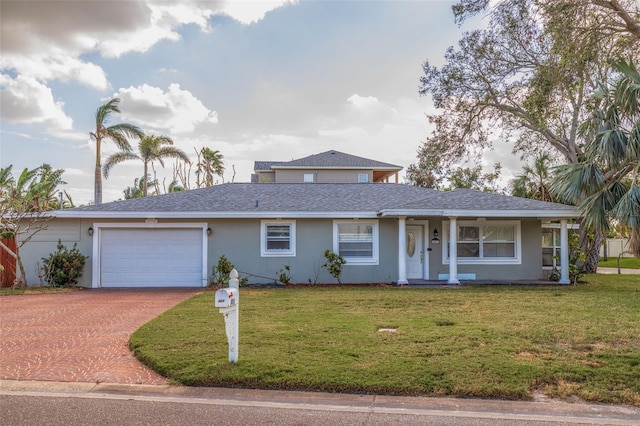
left=379, top=209, right=579, bottom=218
left=270, top=166, right=402, bottom=171
left=54, top=211, right=381, bottom=219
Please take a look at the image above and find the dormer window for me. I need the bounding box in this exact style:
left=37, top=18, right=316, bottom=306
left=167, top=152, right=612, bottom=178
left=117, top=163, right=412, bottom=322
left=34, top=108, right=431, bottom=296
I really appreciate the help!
left=303, top=173, right=314, bottom=183
left=358, top=173, right=369, bottom=183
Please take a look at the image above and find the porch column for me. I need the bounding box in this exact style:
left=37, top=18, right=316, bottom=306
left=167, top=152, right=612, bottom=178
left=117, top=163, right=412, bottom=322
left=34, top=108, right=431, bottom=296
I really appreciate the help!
left=559, top=219, right=570, bottom=284
left=448, top=216, right=460, bottom=284
left=397, top=216, right=408, bottom=285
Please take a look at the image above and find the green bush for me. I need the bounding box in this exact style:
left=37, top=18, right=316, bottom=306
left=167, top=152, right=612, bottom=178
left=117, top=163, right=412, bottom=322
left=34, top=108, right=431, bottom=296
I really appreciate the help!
left=40, top=240, right=88, bottom=287
left=322, top=249, right=346, bottom=284
left=213, top=255, right=234, bottom=286
left=277, top=264, right=291, bottom=284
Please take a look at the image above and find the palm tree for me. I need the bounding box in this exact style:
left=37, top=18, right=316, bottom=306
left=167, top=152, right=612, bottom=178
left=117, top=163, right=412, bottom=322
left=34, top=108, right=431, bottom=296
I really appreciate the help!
left=196, top=147, right=225, bottom=187
left=103, top=135, right=190, bottom=197
left=511, top=154, right=555, bottom=202
left=122, top=176, right=156, bottom=199
left=91, top=98, right=144, bottom=205
left=551, top=59, right=640, bottom=257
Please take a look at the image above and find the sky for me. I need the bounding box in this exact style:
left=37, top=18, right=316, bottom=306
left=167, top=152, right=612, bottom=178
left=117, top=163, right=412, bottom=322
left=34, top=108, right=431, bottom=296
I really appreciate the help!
left=0, top=0, right=520, bottom=204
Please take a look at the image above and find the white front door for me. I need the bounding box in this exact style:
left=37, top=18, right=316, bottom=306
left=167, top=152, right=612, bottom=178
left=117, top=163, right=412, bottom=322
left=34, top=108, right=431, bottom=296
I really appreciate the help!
left=406, top=225, right=424, bottom=279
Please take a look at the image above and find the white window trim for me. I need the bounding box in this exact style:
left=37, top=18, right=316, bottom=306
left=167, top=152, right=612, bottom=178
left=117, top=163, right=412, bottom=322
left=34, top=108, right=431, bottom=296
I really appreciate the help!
left=358, top=173, right=369, bottom=183
left=442, top=220, right=521, bottom=265
left=303, top=173, right=314, bottom=183
left=333, top=220, right=379, bottom=265
left=261, top=220, right=296, bottom=257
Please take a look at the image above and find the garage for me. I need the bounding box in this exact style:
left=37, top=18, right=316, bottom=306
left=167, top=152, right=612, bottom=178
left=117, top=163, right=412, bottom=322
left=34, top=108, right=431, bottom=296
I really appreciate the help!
left=99, top=227, right=205, bottom=288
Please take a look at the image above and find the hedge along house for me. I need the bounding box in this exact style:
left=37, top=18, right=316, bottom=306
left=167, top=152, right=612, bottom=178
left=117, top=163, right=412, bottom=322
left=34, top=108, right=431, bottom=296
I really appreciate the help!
left=20, top=181, right=579, bottom=288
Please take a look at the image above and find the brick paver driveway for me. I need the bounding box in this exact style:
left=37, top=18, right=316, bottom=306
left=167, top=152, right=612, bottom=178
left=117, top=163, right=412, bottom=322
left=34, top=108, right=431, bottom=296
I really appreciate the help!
left=0, top=289, right=200, bottom=385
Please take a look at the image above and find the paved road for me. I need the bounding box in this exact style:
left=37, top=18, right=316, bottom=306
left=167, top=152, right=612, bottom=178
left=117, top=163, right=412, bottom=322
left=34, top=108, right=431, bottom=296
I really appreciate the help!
left=1, top=380, right=638, bottom=426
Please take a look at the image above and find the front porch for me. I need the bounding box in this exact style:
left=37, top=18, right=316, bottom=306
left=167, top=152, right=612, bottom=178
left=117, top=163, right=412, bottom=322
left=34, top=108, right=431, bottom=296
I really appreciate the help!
left=390, top=215, right=574, bottom=285
left=403, top=278, right=562, bottom=287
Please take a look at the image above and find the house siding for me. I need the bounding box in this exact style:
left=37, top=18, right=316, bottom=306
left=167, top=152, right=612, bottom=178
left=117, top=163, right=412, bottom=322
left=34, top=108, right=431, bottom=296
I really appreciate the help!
left=274, top=169, right=372, bottom=184
left=20, top=215, right=550, bottom=287
left=18, top=218, right=93, bottom=287
left=427, top=218, right=543, bottom=280
left=208, top=218, right=399, bottom=284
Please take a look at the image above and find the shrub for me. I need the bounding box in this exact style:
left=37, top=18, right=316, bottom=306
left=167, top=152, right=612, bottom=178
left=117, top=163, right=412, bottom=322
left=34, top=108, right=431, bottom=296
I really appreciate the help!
left=322, top=249, right=346, bottom=284
left=213, top=255, right=237, bottom=286
left=40, top=240, right=87, bottom=287
left=277, top=264, right=291, bottom=284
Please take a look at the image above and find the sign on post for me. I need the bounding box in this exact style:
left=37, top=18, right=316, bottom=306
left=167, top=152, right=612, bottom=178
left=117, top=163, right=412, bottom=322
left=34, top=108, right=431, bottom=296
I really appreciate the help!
left=215, top=269, right=239, bottom=363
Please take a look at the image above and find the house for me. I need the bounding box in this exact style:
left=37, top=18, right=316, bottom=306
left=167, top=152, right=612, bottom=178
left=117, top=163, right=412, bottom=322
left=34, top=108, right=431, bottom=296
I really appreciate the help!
left=252, top=150, right=402, bottom=183
left=18, top=151, right=579, bottom=288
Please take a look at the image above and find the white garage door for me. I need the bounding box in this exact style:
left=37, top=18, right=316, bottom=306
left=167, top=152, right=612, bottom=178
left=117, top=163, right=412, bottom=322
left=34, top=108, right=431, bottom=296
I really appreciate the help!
left=100, top=228, right=203, bottom=288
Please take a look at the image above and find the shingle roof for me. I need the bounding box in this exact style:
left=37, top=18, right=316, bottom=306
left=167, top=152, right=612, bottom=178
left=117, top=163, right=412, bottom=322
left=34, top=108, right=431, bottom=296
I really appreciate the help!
left=253, top=161, right=285, bottom=171
left=258, top=150, right=402, bottom=170
left=59, top=183, right=577, bottom=218
left=395, top=189, right=575, bottom=211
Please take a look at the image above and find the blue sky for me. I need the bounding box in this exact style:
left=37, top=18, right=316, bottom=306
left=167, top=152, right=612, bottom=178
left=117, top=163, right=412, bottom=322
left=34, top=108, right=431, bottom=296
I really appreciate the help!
left=0, top=0, right=515, bottom=204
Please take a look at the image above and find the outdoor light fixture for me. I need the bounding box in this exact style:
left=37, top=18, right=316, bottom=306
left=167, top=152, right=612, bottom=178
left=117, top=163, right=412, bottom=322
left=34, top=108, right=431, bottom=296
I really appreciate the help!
left=431, top=228, right=440, bottom=244
left=207, top=227, right=212, bottom=237
left=88, top=226, right=94, bottom=236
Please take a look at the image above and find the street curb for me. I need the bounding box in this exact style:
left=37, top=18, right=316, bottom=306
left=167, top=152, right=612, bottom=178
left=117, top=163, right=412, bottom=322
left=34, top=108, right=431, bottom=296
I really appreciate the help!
left=2, top=379, right=638, bottom=424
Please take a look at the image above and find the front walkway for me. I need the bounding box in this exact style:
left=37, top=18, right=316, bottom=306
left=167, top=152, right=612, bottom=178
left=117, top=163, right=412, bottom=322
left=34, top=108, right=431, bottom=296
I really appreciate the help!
left=0, top=289, right=200, bottom=385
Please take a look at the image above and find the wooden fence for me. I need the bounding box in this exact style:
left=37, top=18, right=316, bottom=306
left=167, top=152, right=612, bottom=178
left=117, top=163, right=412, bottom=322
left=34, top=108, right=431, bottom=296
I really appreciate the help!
left=0, top=238, right=17, bottom=287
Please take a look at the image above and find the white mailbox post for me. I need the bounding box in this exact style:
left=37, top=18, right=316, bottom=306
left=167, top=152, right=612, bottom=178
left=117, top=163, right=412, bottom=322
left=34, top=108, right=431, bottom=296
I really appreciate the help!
left=215, top=269, right=240, bottom=363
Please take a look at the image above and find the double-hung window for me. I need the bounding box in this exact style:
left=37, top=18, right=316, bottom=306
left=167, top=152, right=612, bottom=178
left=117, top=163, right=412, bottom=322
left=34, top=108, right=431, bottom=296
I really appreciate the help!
left=333, top=220, right=379, bottom=264
left=261, top=220, right=296, bottom=257
left=444, top=220, right=520, bottom=264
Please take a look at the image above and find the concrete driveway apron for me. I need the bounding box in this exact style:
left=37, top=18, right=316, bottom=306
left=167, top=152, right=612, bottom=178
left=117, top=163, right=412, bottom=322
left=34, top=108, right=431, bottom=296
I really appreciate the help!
left=0, top=289, right=200, bottom=385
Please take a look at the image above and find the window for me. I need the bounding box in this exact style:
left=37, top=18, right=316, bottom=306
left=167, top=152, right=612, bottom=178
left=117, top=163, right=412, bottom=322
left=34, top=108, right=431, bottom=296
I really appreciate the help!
left=542, top=227, right=561, bottom=268
left=261, top=220, right=296, bottom=257
left=541, top=224, right=578, bottom=268
left=358, top=173, right=369, bottom=183
left=303, top=173, right=314, bottom=183
left=333, top=220, right=379, bottom=264
left=444, top=221, right=520, bottom=264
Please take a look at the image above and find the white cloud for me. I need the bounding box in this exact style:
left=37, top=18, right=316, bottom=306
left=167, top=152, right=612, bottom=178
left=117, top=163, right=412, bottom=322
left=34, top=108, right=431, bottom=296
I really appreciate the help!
left=0, top=74, right=73, bottom=131
left=0, top=53, right=110, bottom=91
left=347, top=94, right=380, bottom=109
left=221, top=0, right=298, bottom=24
left=115, top=83, right=218, bottom=134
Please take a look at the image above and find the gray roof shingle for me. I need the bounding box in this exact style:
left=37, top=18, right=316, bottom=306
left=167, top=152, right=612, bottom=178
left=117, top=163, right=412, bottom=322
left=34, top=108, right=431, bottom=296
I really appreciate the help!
left=59, top=183, right=576, bottom=218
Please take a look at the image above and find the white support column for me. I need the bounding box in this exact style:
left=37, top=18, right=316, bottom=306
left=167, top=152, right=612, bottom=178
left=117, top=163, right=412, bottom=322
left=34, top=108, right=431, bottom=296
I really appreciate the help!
left=559, top=219, right=570, bottom=284
left=448, top=217, right=460, bottom=284
left=397, top=216, right=408, bottom=285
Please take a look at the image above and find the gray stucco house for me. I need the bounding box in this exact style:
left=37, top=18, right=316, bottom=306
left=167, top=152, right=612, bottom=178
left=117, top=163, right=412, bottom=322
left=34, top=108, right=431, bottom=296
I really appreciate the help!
left=21, top=155, right=579, bottom=287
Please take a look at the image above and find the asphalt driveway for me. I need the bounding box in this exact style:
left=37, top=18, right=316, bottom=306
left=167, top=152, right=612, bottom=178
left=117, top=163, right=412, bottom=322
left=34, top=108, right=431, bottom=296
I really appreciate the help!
left=0, top=289, right=200, bottom=385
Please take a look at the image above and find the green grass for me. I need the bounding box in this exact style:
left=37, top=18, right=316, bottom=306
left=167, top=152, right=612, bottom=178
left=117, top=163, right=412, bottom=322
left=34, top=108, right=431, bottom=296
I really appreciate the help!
left=130, top=275, right=640, bottom=406
left=599, top=257, right=640, bottom=269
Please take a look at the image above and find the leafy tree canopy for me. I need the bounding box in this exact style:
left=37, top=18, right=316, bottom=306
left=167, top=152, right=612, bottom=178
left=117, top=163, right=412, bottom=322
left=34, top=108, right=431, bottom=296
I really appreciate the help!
left=409, top=0, right=639, bottom=185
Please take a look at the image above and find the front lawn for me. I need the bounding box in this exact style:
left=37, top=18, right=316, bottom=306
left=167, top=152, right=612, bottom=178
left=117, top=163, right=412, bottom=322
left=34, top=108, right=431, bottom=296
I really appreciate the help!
left=130, top=275, right=640, bottom=406
left=599, top=257, right=640, bottom=269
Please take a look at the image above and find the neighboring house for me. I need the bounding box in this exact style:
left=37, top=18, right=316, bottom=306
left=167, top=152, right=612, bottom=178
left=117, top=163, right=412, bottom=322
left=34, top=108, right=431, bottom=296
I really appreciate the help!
left=20, top=179, right=579, bottom=288
left=252, top=150, right=403, bottom=183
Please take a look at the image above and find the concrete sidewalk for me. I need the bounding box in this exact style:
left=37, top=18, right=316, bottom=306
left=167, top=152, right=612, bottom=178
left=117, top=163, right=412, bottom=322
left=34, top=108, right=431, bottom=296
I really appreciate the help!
left=1, top=379, right=638, bottom=425
left=597, top=267, right=640, bottom=275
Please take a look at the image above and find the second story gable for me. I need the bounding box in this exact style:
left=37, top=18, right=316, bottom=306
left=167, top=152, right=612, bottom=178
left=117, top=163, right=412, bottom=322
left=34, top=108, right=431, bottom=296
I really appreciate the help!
left=252, top=150, right=403, bottom=184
